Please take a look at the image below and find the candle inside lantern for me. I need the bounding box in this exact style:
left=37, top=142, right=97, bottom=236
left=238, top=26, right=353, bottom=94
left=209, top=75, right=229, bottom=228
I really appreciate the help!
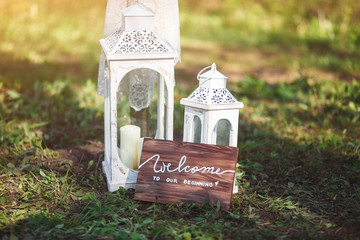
left=120, top=149, right=133, bottom=169
left=120, top=125, right=141, bottom=169
left=137, top=138, right=145, bottom=164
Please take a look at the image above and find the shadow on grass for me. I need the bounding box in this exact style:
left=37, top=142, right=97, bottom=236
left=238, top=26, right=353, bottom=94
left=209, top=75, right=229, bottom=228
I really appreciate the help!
left=235, top=115, right=360, bottom=238
left=0, top=52, right=99, bottom=90
left=234, top=74, right=360, bottom=134
left=0, top=51, right=103, bottom=149
left=220, top=29, right=360, bottom=81
left=1, top=115, right=359, bottom=239
left=267, top=35, right=360, bottom=81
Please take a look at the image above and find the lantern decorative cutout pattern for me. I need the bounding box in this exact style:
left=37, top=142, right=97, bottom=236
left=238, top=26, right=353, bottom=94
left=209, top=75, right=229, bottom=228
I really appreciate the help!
left=180, top=63, right=244, bottom=193
left=100, top=3, right=177, bottom=192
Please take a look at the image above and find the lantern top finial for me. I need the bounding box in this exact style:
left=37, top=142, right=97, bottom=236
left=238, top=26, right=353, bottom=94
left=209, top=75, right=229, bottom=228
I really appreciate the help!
left=211, top=62, right=217, bottom=72
left=197, top=63, right=228, bottom=82
left=121, top=2, right=154, bottom=17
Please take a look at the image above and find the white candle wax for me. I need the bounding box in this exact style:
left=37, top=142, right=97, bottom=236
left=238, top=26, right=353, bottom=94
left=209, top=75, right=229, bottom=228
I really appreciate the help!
left=137, top=138, right=145, bottom=168
left=120, top=125, right=141, bottom=169
left=120, top=149, right=133, bottom=169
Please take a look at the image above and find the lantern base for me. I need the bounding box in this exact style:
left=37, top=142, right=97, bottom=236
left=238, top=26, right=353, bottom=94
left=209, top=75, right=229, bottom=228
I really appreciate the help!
left=232, top=180, right=238, bottom=194
left=102, top=158, right=138, bottom=192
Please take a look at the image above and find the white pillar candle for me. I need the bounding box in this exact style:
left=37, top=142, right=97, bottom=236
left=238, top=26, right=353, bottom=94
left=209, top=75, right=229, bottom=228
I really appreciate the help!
left=120, top=125, right=141, bottom=169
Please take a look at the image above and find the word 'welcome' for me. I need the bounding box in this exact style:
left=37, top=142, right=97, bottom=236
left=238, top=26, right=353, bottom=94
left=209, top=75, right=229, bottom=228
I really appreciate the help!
left=138, top=154, right=235, bottom=175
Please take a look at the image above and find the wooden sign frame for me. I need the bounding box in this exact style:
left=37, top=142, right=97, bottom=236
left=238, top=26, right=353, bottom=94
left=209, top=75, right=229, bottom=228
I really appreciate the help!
left=134, top=139, right=238, bottom=210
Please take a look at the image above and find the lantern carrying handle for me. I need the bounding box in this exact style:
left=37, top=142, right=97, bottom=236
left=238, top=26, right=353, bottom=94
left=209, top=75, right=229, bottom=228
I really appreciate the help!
left=197, top=63, right=218, bottom=82
left=197, top=65, right=212, bottom=81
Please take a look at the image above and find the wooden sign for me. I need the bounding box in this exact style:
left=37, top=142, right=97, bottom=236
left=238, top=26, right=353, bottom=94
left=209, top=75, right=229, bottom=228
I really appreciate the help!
left=134, top=139, right=238, bottom=210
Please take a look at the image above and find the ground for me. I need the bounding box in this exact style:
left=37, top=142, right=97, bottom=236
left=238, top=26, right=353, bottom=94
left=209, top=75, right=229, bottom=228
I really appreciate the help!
left=1, top=0, right=360, bottom=239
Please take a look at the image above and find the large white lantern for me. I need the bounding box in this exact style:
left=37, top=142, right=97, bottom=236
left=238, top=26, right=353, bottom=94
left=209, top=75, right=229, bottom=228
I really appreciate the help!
left=100, top=3, right=177, bottom=192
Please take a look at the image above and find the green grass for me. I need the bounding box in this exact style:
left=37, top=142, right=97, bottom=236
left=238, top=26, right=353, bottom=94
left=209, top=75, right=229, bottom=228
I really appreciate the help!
left=1, top=0, right=360, bottom=239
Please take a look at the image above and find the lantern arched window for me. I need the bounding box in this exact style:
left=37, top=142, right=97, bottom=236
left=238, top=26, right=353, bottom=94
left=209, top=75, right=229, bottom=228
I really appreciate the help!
left=213, top=119, right=232, bottom=146
left=193, top=116, right=202, bottom=143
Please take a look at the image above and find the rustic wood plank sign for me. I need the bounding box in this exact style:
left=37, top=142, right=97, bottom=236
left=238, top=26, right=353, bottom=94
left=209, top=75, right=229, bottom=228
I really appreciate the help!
left=134, top=139, right=238, bottom=210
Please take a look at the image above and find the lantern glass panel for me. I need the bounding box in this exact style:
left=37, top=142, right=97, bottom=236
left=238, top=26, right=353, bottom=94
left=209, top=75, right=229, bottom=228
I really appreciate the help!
left=193, top=116, right=202, bottom=143
left=116, top=68, right=167, bottom=144
left=214, top=119, right=231, bottom=146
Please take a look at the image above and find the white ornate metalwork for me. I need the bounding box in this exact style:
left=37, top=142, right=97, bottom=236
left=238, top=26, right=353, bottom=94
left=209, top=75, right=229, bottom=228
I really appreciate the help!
left=187, top=87, right=237, bottom=104
left=100, top=3, right=176, bottom=111
left=103, top=29, right=172, bottom=55
left=103, top=26, right=124, bottom=53
left=127, top=68, right=157, bottom=111
left=97, top=0, right=181, bottom=96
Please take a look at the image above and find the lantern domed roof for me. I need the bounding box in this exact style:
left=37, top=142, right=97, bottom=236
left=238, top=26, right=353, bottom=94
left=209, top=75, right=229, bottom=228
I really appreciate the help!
left=99, top=3, right=176, bottom=60
left=180, top=63, right=244, bottom=110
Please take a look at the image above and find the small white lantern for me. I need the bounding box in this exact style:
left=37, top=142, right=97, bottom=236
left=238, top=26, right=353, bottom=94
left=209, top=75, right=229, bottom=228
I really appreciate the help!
left=180, top=63, right=243, bottom=193
left=181, top=63, right=244, bottom=147
left=100, top=3, right=177, bottom=192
